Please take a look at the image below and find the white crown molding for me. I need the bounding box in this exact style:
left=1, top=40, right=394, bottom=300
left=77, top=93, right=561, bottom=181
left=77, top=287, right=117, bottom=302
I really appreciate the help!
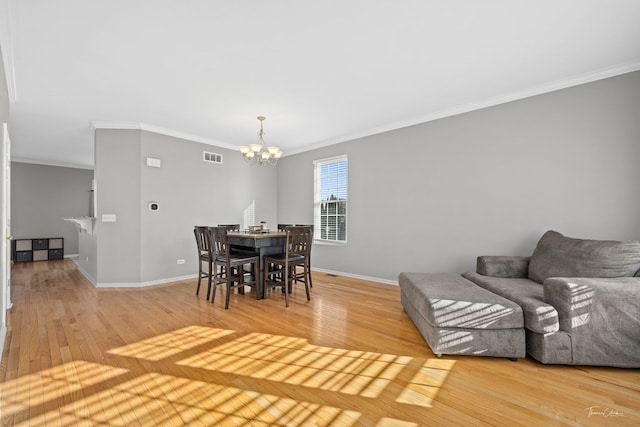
left=90, top=121, right=239, bottom=152
left=286, top=61, right=640, bottom=156
left=11, top=156, right=94, bottom=170
left=91, top=61, right=640, bottom=160
left=0, top=0, right=17, bottom=102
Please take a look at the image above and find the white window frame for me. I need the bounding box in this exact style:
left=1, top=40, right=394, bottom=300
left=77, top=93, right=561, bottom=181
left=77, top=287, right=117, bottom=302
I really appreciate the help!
left=313, top=154, right=348, bottom=244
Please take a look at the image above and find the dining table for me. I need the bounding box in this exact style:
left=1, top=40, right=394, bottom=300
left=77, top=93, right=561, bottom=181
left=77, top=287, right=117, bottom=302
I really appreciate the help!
left=226, top=230, right=287, bottom=299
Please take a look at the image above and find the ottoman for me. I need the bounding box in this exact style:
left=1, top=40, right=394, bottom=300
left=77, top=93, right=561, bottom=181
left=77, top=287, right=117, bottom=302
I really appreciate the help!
left=399, top=272, right=526, bottom=359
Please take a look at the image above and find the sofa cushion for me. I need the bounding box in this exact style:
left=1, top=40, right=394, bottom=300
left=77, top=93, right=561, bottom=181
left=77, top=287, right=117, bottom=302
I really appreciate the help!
left=462, top=272, right=559, bottom=334
left=476, top=256, right=530, bottom=278
left=528, top=230, right=640, bottom=283
left=398, top=272, right=523, bottom=330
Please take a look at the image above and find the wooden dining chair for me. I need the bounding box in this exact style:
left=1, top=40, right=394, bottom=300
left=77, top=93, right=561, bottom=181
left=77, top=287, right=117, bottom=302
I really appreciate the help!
left=291, top=224, right=314, bottom=288
left=208, top=226, right=260, bottom=309
left=271, top=224, right=294, bottom=282
left=263, top=226, right=312, bottom=307
left=193, top=226, right=214, bottom=299
left=218, top=223, right=254, bottom=273
left=277, top=224, right=314, bottom=288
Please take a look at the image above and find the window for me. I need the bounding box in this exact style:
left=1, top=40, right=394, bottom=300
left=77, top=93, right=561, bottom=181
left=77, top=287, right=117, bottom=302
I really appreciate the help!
left=314, top=155, right=347, bottom=243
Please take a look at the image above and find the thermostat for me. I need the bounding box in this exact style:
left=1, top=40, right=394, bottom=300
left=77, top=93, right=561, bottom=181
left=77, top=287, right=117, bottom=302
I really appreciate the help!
left=148, top=201, right=159, bottom=211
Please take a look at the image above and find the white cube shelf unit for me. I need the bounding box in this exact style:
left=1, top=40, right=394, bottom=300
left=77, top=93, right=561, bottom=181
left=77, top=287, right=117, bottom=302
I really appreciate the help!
left=12, top=237, right=64, bottom=263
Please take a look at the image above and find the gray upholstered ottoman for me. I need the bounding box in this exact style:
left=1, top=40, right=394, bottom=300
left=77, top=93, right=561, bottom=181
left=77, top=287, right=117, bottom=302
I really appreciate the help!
left=399, top=272, right=526, bottom=359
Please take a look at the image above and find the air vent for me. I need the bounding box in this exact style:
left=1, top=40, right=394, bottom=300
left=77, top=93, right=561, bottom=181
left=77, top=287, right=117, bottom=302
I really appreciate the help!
left=203, top=151, right=223, bottom=164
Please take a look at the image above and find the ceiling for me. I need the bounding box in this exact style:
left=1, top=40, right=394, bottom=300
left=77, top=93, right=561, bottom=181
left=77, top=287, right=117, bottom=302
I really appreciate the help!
left=1, top=1, right=640, bottom=170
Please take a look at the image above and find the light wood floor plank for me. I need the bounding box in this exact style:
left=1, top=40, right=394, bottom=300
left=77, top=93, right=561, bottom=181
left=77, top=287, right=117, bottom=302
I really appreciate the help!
left=1, top=259, right=639, bottom=426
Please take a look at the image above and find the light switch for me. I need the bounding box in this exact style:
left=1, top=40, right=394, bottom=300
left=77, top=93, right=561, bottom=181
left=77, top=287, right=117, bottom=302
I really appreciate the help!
left=102, top=214, right=117, bottom=222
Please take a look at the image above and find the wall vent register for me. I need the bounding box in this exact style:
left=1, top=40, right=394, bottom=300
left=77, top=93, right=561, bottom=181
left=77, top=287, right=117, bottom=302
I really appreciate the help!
left=203, top=151, right=223, bottom=164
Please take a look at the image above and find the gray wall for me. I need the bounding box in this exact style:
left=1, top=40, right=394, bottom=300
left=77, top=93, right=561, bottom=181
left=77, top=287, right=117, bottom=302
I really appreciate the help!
left=90, top=128, right=277, bottom=286
left=277, top=70, right=640, bottom=283
left=93, top=129, right=142, bottom=284
left=10, top=162, right=93, bottom=255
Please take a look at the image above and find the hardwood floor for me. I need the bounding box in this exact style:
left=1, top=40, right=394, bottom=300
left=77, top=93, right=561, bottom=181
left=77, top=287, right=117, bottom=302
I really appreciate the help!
left=1, top=259, right=638, bottom=426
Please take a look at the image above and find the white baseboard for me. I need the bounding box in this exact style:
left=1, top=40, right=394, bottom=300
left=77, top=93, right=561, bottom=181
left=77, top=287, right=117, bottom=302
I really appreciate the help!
left=96, top=274, right=198, bottom=288
left=67, top=260, right=394, bottom=289
left=70, top=258, right=97, bottom=286
left=311, top=267, right=398, bottom=286
left=69, top=256, right=197, bottom=288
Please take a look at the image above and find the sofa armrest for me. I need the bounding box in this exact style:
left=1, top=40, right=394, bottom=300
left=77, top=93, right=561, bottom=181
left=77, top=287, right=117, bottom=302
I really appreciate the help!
left=543, top=277, right=640, bottom=367
left=476, top=256, right=530, bottom=278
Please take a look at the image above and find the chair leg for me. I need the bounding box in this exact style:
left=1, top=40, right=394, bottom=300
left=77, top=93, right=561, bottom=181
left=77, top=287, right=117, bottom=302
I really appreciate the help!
left=284, top=265, right=290, bottom=307
left=288, top=266, right=294, bottom=293
left=210, top=282, right=217, bottom=303
left=224, top=265, right=244, bottom=309
left=205, top=260, right=213, bottom=300
left=210, top=263, right=218, bottom=304
left=224, top=274, right=232, bottom=310
left=304, top=274, right=311, bottom=301
left=238, top=265, right=245, bottom=295
left=196, top=261, right=202, bottom=295
left=254, top=260, right=260, bottom=300
left=239, top=265, right=245, bottom=295
left=262, top=260, right=267, bottom=299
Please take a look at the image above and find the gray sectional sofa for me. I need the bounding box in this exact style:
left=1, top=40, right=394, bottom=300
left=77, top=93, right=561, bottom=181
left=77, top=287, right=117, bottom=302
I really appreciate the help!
left=399, top=230, right=640, bottom=367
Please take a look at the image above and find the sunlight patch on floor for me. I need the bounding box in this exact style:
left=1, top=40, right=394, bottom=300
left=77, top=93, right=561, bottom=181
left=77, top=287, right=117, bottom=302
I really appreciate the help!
left=106, top=325, right=235, bottom=361
left=177, top=330, right=420, bottom=399
left=0, top=361, right=129, bottom=426
left=1, top=325, right=455, bottom=425
left=396, top=358, right=455, bottom=408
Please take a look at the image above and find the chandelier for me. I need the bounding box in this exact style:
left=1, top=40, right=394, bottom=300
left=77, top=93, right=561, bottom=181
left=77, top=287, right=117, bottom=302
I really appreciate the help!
left=239, top=116, right=283, bottom=165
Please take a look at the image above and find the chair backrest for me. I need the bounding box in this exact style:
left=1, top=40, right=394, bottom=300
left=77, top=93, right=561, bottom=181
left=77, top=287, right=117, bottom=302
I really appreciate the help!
left=285, top=226, right=313, bottom=258
left=293, top=224, right=314, bottom=233
left=194, top=226, right=210, bottom=254
left=208, top=226, right=229, bottom=259
left=279, top=224, right=314, bottom=233
left=218, top=224, right=241, bottom=232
